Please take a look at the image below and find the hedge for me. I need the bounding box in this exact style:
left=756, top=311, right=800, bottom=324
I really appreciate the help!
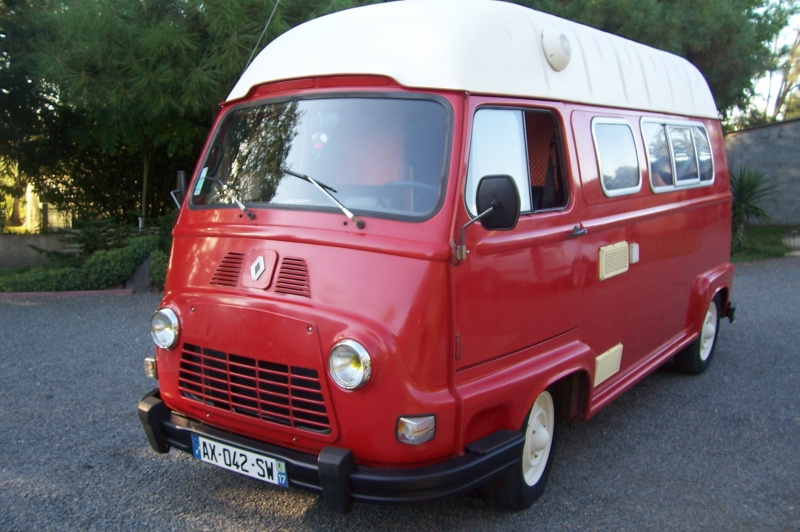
left=0, top=235, right=160, bottom=292
left=148, top=249, right=169, bottom=289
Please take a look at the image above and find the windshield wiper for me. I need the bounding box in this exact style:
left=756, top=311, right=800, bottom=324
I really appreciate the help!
left=284, top=169, right=365, bottom=229
left=208, top=177, right=255, bottom=220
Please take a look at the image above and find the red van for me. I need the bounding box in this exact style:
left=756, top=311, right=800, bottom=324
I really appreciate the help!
left=139, top=0, right=735, bottom=513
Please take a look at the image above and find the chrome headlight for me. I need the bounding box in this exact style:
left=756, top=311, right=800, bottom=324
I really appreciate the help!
left=150, top=308, right=180, bottom=350
left=329, top=339, right=372, bottom=390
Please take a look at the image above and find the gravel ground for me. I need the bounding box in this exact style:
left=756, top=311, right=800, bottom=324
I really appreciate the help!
left=0, top=258, right=798, bottom=531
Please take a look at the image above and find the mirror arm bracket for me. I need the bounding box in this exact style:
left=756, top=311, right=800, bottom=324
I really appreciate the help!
left=170, top=190, right=183, bottom=210
left=455, top=203, right=497, bottom=265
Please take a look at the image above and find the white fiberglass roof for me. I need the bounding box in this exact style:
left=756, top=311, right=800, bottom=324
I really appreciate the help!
left=228, top=0, right=719, bottom=119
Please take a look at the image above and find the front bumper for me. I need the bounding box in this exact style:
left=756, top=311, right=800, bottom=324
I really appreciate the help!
left=138, top=389, right=524, bottom=513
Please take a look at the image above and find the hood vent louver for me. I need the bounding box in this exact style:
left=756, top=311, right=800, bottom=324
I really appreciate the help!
left=210, top=252, right=245, bottom=287
left=275, top=258, right=311, bottom=298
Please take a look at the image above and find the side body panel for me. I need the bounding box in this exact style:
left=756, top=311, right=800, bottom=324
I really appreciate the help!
left=570, top=108, right=732, bottom=413
left=451, top=100, right=732, bottom=442
left=451, top=96, right=593, bottom=447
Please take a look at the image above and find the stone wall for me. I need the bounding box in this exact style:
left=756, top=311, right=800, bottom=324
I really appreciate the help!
left=0, top=234, right=72, bottom=270
left=725, top=118, right=800, bottom=225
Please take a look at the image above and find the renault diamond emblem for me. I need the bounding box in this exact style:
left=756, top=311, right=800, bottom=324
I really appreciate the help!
left=250, top=256, right=266, bottom=281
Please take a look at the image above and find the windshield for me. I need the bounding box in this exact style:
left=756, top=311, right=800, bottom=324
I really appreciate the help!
left=191, top=97, right=450, bottom=221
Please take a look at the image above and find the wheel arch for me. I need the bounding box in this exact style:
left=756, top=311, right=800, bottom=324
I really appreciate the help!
left=458, top=338, right=595, bottom=445
left=550, top=370, right=591, bottom=423
left=688, top=262, right=734, bottom=332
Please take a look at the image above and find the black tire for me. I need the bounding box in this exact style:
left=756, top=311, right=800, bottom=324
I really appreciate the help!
left=489, top=389, right=557, bottom=510
left=675, top=294, right=721, bottom=375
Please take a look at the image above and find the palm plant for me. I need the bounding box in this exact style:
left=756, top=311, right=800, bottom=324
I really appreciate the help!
left=730, top=167, right=776, bottom=252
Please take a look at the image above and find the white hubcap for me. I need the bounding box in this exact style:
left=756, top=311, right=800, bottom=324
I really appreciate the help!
left=699, top=300, right=718, bottom=361
left=522, top=391, right=554, bottom=486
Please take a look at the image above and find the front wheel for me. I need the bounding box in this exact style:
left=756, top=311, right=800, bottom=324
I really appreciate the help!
left=490, top=390, right=557, bottom=510
left=675, top=295, right=721, bottom=374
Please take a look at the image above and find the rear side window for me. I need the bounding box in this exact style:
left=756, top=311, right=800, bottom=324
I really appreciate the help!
left=641, top=118, right=715, bottom=192
left=693, top=127, right=713, bottom=181
left=591, top=119, right=641, bottom=197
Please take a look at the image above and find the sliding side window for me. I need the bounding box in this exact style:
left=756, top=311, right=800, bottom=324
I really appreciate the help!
left=641, top=119, right=715, bottom=192
left=668, top=126, right=699, bottom=185
left=642, top=122, right=674, bottom=190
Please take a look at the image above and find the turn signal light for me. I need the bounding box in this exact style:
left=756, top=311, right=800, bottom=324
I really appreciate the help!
left=397, top=415, right=436, bottom=445
left=144, top=356, right=158, bottom=380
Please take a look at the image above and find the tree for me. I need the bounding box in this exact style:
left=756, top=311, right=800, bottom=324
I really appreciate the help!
left=0, top=0, right=60, bottom=226
left=8, top=0, right=793, bottom=222
left=34, top=0, right=378, bottom=223
left=769, top=27, right=800, bottom=119
left=784, top=90, right=800, bottom=117
left=513, top=0, right=794, bottom=117
left=727, top=108, right=772, bottom=132
left=37, top=0, right=217, bottom=222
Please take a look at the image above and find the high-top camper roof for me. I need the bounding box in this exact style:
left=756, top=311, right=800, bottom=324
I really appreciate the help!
left=228, top=0, right=719, bottom=119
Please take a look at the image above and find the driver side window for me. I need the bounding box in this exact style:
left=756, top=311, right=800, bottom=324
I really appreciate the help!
left=466, top=108, right=567, bottom=215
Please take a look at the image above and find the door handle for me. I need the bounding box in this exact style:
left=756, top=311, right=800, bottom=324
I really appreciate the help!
left=568, top=225, right=587, bottom=237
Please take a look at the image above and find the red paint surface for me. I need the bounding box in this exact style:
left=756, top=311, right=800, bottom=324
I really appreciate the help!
left=156, top=79, right=734, bottom=468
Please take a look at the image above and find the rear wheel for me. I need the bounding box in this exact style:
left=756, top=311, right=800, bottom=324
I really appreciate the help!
left=675, top=295, right=720, bottom=374
left=491, top=390, right=556, bottom=510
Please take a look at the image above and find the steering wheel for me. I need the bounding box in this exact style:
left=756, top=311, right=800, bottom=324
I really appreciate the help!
left=377, top=181, right=439, bottom=210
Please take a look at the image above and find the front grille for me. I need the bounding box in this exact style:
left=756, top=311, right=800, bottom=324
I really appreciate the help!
left=275, top=258, right=310, bottom=297
left=178, top=343, right=330, bottom=434
left=210, top=252, right=245, bottom=287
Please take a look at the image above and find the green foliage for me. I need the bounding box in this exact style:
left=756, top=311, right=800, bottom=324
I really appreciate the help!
left=730, top=166, right=777, bottom=252
left=731, top=166, right=776, bottom=226
left=2, top=0, right=795, bottom=222
left=515, top=0, right=794, bottom=117
left=27, top=217, right=136, bottom=267
left=769, top=27, right=800, bottom=120
left=784, top=90, right=800, bottom=120
left=66, top=218, right=137, bottom=256
left=726, top=108, right=772, bottom=133
left=0, top=0, right=57, bottom=187
left=24, top=0, right=382, bottom=221
left=145, top=212, right=177, bottom=290
left=148, top=249, right=169, bottom=289
left=731, top=224, right=798, bottom=261
left=152, top=211, right=178, bottom=253
left=83, top=236, right=160, bottom=287
left=0, top=235, right=159, bottom=292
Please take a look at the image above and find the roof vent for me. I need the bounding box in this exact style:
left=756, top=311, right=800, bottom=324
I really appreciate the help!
left=210, top=252, right=245, bottom=287
left=275, top=258, right=311, bottom=297
left=542, top=27, right=572, bottom=72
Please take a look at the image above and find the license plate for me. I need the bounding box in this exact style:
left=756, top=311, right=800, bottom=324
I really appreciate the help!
left=191, top=434, right=288, bottom=487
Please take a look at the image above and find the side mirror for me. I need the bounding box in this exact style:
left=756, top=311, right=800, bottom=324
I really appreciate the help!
left=456, top=174, right=521, bottom=263
left=475, top=174, right=520, bottom=230
left=171, top=170, right=187, bottom=209
left=177, top=170, right=187, bottom=197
